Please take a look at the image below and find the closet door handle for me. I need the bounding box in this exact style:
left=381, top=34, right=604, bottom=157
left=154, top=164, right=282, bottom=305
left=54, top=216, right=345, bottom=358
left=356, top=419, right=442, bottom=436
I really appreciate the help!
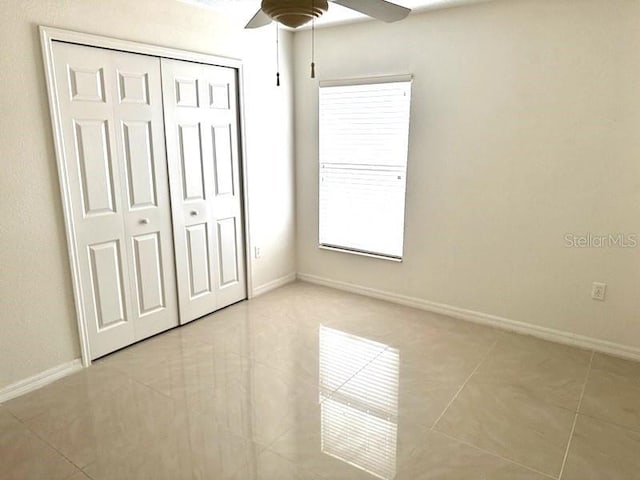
left=139, top=218, right=150, bottom=225
left=190, top=210, right=199, bottom=217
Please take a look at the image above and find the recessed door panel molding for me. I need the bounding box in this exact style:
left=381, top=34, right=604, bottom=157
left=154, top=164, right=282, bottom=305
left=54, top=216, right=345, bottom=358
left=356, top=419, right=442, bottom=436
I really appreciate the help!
left=74, top=119, right=116, bottom=216
left=209, top=83, right=229, bottom=109
left=216, top=217, right=239, bottom=287
left=122, top=121, right=157, bottom=209
left=212, top=124, right=234, bottom=196
left=162, top=58, right=247, bottom=323
left=132, top=232, right=166, bottom=315
left=51, top=41, right=178, bottom=359
left=175, top=77, right=199, bottom=107
left=68, top=66, right=105, bottom=102
left=186, top=224, right=213, bottom=298
left=178, top=123, right=206, bottom=201
left=88, top=240, right=127, bottom=330
left=118, top=71, right=149, bottom=104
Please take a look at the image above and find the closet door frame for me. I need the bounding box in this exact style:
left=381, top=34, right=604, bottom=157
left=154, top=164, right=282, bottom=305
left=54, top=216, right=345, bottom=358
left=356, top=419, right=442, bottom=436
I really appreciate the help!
left=40, top=26, right=254, bottom=368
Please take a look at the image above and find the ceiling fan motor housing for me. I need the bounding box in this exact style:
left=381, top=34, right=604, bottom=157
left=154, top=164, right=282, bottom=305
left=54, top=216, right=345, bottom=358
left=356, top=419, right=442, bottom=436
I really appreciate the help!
left=261, top=0, right=329, bottom=28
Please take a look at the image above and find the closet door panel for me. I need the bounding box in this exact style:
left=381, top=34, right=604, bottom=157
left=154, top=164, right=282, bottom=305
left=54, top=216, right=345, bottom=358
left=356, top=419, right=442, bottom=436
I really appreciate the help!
left=161, top=58, right=246, bottom=324
left=204, top=65, right=246, bottom=310
left=52, top=42, right=178, bottom=358
left=162, top=60, right=217, bottom=322
left=112, top=50, right=179, bottom=342
left=52, top=42, right=135, bottom=358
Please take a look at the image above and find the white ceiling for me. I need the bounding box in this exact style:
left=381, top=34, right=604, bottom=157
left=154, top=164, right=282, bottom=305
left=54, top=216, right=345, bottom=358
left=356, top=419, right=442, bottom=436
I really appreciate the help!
left=177, top=0, right=493, bottom=28
left=315, top=0, right=493, bottom=27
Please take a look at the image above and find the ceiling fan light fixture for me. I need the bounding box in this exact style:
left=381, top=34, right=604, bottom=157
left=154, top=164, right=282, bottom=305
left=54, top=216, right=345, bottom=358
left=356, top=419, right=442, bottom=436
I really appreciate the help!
left=261, top=0, right=329, bottom=29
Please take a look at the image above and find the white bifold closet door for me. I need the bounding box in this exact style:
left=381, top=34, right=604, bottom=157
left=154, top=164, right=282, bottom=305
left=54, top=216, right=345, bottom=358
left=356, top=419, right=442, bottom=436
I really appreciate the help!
left=161, top=59, right=247, bottom=324
left=51, top=42, right=179, bottom=358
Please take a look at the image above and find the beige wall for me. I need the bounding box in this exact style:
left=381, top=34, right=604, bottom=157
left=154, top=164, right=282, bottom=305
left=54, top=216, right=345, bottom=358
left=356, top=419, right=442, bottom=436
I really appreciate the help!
left=294, top=1, right=640, bottom=350
left=0, top=0, right=295, bottom=389
left=2, top=0, right=639, bottom=391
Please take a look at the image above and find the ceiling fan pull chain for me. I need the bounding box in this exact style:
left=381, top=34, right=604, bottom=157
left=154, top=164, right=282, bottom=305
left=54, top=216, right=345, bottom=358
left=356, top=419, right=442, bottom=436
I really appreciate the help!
left=311, top=0, right=316, bottom=79
left=276, top=22, right=281, bottom=86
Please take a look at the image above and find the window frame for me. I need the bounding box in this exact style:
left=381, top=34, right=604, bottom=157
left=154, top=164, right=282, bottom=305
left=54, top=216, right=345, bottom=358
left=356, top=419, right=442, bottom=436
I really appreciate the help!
left=317, top=74, right=413, bottom=262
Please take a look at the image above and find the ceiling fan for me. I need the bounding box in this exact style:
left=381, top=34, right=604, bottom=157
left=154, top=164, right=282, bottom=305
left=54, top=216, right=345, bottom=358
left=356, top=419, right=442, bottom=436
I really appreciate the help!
left=245, top=0, right=412, bottom=29
left=243, top=1, right=411, bottom=84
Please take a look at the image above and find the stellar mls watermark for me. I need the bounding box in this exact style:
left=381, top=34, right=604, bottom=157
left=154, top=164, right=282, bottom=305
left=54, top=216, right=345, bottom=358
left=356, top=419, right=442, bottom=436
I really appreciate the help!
left=564, top=233, right=638, bottom=248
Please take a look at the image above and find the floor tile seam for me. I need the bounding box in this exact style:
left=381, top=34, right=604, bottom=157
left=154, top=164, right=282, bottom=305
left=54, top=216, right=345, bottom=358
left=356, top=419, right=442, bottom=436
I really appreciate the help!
left=19, top=372, right=213, bottom=462
left=259, top=348, right=393, bottom=459
left=204, top=388, right=295, bottom=454
left=557, top=350, right=594, bottom=480
left=319, top=345, right=392, bottom=404
left=78, top=463, right=98, bottom=480
left=99, top=360, right=215, bottom=403
left=573, top=410, right=640, bottom=435
left=257, top=423, right=291, bottom=452
left=2, top=404, right=30, bottom=425
left=575, top=350, right=596, bottom=413
left=253, top=405, right=318, bottom=460
left=135, top=349, right=317, bottom=453
left=30, top=383, right=297, bottom=479
left=79, top=469, right=97, bottom=480
left=255, top=447, right=321, bottom=478
left=110, top=372, right=174, bottom=401
left=63, top=468, right=92, bottom=480
left=5, top=400, right=61, bottom=424
left=431, top=429, right=558, bottom=480
left=94, top=361, right=175, bottom=398
left=228, top=354, right=324, bottom=399
left=21, top=420, right=85, bottom=473
left=19, top=382, right=185, bottom=451
left=2, top=403, right=78, bottom=457
left=408, top=337, right=506, bottom=477
left=146, top=331, right=232, bottom=352
left=463, top=377, right=591, bottom=416
left=232, top=434, right=263, bottom=479
left=429, top=336, right=501, bottom=430
left=586, top=367, right=640, bottom=387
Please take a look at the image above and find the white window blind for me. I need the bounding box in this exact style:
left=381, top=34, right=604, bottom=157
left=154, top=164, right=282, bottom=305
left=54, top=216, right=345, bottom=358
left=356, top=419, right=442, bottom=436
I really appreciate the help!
left=319, top=78, right=412, bottom=259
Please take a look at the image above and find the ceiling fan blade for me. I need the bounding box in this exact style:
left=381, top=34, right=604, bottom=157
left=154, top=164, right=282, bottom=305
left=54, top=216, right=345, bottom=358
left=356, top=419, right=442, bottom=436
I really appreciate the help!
left=245, top=8, right=272, bottom=29
left=330, top=0, right=410, bottom=22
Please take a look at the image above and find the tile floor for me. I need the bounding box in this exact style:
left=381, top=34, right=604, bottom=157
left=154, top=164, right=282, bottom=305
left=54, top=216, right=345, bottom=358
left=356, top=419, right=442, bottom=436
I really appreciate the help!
left=2, top=282, right=640, bottom=479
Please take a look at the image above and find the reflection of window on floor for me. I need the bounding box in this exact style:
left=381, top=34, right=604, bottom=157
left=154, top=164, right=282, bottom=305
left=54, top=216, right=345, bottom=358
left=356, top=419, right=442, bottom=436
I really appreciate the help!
left=319, top=326, right=400, bottom=480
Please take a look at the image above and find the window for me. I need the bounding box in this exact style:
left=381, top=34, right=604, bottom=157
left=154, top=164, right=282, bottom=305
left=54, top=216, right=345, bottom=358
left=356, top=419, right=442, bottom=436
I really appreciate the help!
left=319, top=77, right=412, bottom=260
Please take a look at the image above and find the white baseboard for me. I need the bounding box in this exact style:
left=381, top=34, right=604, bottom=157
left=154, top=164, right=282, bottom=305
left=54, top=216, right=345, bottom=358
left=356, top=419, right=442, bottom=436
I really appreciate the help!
left=252, top=272, right=297, bottom=298
left=297, top=273, right=640, bottom=362
left=0, top=359, right=83, bottom=404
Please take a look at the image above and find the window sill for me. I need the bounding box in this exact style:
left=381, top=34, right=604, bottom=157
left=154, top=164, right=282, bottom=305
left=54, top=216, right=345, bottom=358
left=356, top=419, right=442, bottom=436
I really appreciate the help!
left=318, top=244, right=403, bottom=263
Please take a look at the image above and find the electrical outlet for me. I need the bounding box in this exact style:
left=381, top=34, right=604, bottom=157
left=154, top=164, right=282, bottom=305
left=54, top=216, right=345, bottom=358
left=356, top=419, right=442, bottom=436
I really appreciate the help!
left=254, top=246, right=261, bottom=259
left=591, top=282, right=607, bottom=301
